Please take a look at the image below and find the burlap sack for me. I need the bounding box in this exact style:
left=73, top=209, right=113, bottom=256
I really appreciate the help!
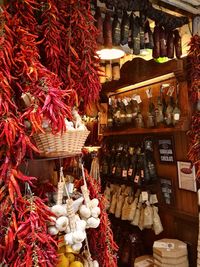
left=115, top=194, right=125, bottom=218
left=104, top=185, right=111, bottom=210
left=138, top=205, right=145, bottom=230
left=143, top=203, right=154, bottom=229
left=131, top=203, right=142, bottom=226
left=152, top=205, right=163, bottom=235
left=109, top=192, right=118, bottom=214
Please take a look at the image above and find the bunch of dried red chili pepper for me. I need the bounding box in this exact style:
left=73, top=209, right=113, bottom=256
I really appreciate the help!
left=9, top=0, right=72, bottom=135
left=40, top=0, right=101, bottom=110
left=187, top=35, right=200, bottom=180
left=0, top=3, right=61, bottom=265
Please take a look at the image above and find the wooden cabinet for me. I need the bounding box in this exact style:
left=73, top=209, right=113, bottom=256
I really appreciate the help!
left=100, top=57, right=198, bottom=267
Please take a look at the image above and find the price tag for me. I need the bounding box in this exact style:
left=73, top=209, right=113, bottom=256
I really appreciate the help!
left=123, top=98, right=129, bottom=106
left=141, top=191, right=148, bottom=202
left=167, top=86, right=175, bottom=96
left=128, top=168, right=133, bottom=176
left=174, top=113, right=180, bottom=120
left=134, top=174, right=140, bottom=183
left=134, top=95, right=142, bottom=103
left=122, top=170, right=128, bottom=178
left=146, top=88, right=152, bottom=98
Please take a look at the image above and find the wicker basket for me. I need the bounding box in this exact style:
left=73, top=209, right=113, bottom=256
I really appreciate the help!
left=33, top=129, right=90, bottom=158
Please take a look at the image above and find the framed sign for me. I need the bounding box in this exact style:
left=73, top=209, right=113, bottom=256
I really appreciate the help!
left=158, top=136, right=175, bottom=163
left=160, top=177, right=175, bottom=206
left=177, top=161, right=197, bottom=192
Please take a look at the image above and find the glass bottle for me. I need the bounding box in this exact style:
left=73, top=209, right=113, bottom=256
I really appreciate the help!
left=120, top=99, right=126, bottom=126
left=172, top=98, right=181, bottom=126
left=165, top=97, right=174, bottom=126
left=146, top=100, right=155, bottom=128
left=100, top=145, right=109, bottom=176
left=135, top=106, right=144, bottom=128
left=131, top=98, right=139, bottom=126
left=121, top=145, right=129, bottom=180
left=113, top=98, right=121, bottom=128
left=172, top=84, right=181, bottom=126
left=107, top=97, right=113, bottom=129
left=115, top=143, right=123, bottom=178
left=110, top=145, right=116, bottom=176
left=155, top=96, right=164, bottom=127
left=125, top=98, right=132, bottom=124
left=128, top=146, right=136, bottom=180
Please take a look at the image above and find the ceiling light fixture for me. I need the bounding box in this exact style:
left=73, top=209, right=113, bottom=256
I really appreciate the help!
left=96, top=47, right=125, bottom=60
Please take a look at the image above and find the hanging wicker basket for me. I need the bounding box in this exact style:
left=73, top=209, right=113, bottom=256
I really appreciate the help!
left=33, top=129, right=90, bottom=158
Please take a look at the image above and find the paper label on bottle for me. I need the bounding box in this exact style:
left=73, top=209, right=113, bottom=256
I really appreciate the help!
left=134, top=175, right=140, bottom=183
left=112, top=167, right=116, bottom=174
left=128, top=168, right=133, bottom=176
left=140, top=170, right=144, bottom=178
left=135, top=95, right=142, bottom=103
left=167, top=86, right=175, bottom=96
left=123, top=98, right=129, bottom=106
left=141, top=191, right=148, bottom=202
left=115, top=111, right=120, bottom=118
left=154, top=241, right=175, bottom=250
left=146, top=88, right=152, bottom=98
left=126, top=114, right=132, bottom=118
left=144, top=32, right=150, bottom=44
left=122, top=170, right=127, bottom=178
left=174, top=113, right=180, bottom=120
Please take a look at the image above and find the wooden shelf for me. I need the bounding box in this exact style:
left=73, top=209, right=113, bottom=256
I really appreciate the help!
left=103, top=125, right=189, bottom=137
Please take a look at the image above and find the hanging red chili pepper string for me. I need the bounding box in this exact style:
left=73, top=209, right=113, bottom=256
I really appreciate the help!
left=10, top=0, right=72, bottom=134
left=187, top=34, right=200, bottom=180
left=52, top=0, right=101, bottom=110
left=38, top=0, right=64, bottom=77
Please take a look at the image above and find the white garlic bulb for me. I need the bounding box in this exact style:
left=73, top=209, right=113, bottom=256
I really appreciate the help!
left=73, top=197, right=84, bottom=213
left=51, top=205, right=67, bottom=217
left=79, top=205, right=91, bottom=219
left=48, top=226, right=59, bottom=236
left=76, top=220, right=87, bottom=231
left=64, top=225, right=71, bottom=234
left=72, top=242, right=82, bottom=252
left=72, top=231, right=86, bottom=243
left=64, top=233, right=74, bottom=245
left=48, top=216, right=56, bottom=226
left=91, top=207, right=101, bottom=218
left=56, top=216, right=69, bottom=232
left=93, top=260, right=99, bottom=267
left=90, top=198, right=99, bottom=208
left=87, top=217, right=100, bottom=229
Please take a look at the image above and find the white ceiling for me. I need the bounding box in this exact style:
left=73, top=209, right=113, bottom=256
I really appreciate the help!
left=159, top=0, right=200, bottom=15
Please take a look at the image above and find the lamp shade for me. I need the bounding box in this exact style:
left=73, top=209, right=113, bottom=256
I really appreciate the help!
left=96, top=47, right=125, bottom=60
